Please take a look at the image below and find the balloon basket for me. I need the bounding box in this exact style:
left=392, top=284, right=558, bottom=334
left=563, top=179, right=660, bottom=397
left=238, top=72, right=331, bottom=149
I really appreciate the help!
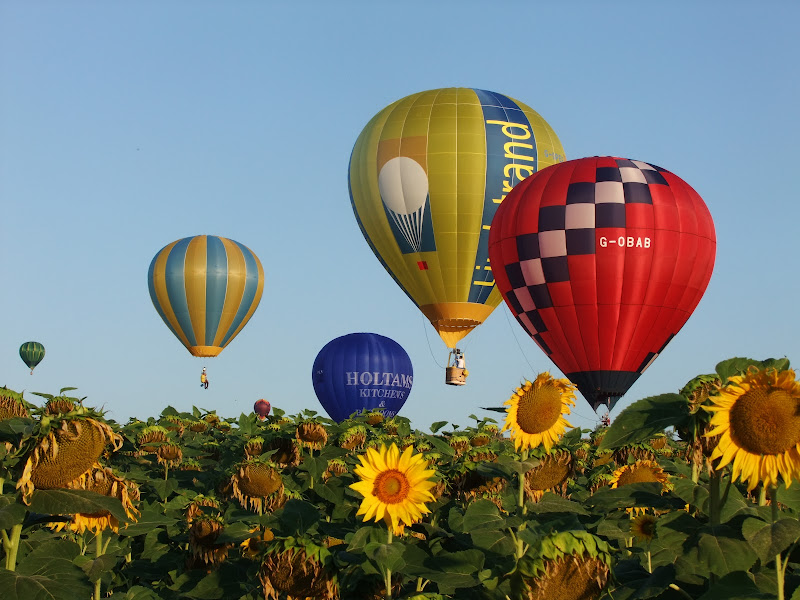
left=445, top=366, right=466, bottom=386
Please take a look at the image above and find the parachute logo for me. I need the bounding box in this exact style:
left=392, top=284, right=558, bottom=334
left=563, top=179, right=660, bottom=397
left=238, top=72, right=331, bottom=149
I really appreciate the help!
left=378, top=156, right=429, bottom=252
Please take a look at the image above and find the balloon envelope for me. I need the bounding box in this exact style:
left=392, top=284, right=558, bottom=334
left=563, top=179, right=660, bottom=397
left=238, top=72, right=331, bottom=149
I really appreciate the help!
left=147, top=235, right=264, bottom=358
left=349, top=88, right=565, bottom=348
left=19, top=341, right=45, bottom=372
left=312, top=333, right=413, bottom=422
left=254, top=399, right=271, bottom=419
left=489, top=157, right=716, bottom=411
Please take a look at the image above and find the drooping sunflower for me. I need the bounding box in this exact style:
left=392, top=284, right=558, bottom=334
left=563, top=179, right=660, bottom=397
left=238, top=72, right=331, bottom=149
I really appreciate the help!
left=231, top=459, right=286, bottom=514
left=136, top=425, right=170, bottom=454
left=705, top=366, right=800, bottom=491
left=260, top=544, right=338, bottom=600
left=524, top=450, right=574, bottom=502
left=156, top=442, right=183, bottom=468
left=189, top=514, right=230, bottom=566
left=296, top=421, right=329, bottom=451
left=51, top=466, right=140, bottom=534
left=512, top=530, right=612, bottom=600
left=17, top=415, right=121, bottom=501
left=349, top=443, right=436, bottom=536
left=338, top=425, right=367, bottom=450
left=502, top=373, right=576, bottom=453
left=186, top=494, right=220, bottom=524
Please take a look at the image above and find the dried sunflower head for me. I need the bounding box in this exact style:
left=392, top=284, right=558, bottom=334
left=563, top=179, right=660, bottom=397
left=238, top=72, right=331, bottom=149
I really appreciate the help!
left=296, top=421, right=329, bottom=450
left=17, top=414, right=122, bottom=502
left=189, top=514, right=230, bottom=566
left=259, top=541, right=338, bottom=600
left=231, top=459, right=286, bottom=515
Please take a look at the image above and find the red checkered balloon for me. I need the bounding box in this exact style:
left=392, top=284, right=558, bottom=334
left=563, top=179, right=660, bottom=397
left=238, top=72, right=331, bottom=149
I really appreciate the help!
left=488, top=157, right=716, bottom=411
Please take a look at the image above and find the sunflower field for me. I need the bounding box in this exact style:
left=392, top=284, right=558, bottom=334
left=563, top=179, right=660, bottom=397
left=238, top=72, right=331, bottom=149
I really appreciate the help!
left=1, top=356, right=800, bottom=600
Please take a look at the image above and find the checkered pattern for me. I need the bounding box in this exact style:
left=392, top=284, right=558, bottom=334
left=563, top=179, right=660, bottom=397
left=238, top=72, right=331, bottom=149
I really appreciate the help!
left=504, top=158, right=669, bottom=358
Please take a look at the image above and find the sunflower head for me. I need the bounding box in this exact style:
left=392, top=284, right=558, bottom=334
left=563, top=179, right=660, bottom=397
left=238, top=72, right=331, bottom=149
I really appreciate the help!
left=470, top=432, right=492, bottom=447
left=610, top=459, right=670, bottom=490
left=186, top=494, right=220, bottom=524
left=323, top=458, right=348, bottom=481
left=524, top=450, right=574, bottom=502
left=448, top=434, right=471, bottom=455
left=264, top=436, right=301, bottom=466
left=156, top=442, right=183, bottom=467
left=349, top=443, right=437, bottom=536
left=188, top=420, right=208, bottom=433
left=17, top=416, right=121, bottom=502
left=0, top=388, right=29, bottom=420
left=260, top=542, right=338, bottom=600
left=203, top=413, right=221, bottom=428
left=51, top=466, right=140, bottom=534
left=339, top=425, right=368, bottom=450
left=502, top=373, right=576, bottom=453
left=189, top=514, right=230, bottom=566
left=136, top=425, right=171, bottom=453
left=631, top=513, right=657, bottom=543
left=44, top=397, right=77, bottom=416
left=296, top=421, right=329, bottom=450
left=512, top=530, right=612, bottom=600
left=231, top=459, right=286, bottom=514
left=240, top=526, right=274, bottom=559
left=244, top=436, right=265, bottom=458
left=706, top=366, right=800, bottom=490
left=364, top=411, right=384, bottom=426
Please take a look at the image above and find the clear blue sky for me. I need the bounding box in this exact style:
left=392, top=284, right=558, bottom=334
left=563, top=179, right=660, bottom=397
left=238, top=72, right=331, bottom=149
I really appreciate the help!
left=1, top=2, right=798, bottom=431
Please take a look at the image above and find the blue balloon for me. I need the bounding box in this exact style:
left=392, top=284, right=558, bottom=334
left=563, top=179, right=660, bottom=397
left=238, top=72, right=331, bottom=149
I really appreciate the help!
left=312, top=333, right=413, bottom=423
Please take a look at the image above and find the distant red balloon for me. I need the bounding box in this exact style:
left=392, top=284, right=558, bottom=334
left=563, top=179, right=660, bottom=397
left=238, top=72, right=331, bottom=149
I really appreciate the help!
left=489, top=156, right=716, bottom=411
left=254, top=399, right=271, bottom=420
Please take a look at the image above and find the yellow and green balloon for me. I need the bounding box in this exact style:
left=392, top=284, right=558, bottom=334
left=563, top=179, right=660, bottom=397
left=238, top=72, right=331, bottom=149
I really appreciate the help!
left=348, top=87, right=565, bottom=348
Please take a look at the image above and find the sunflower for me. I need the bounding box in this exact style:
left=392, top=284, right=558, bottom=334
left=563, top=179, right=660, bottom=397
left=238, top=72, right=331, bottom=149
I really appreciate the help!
left=44, top=397, right=77, bottom=416
left=231, top=459, right=286, bottom=514
left=0, top=389, right=29, bottom=420
left=512, top=530, right=612, bottom=600
left=189, top=514, right=230, bottom=566
left=244, top=436, right=265, bottom=458
left=524, top=450, right=574, bottom=502
left=136, top=425, right=170, bottom=454
left=156, top=442, right=183, bottom=468
left=502, top=373, right=576, bottom=453
left=186, top=494, right=220, bottom=524
left=609, top=460, right=670, bottom=490
left=339, top=425, right=367, bottom=450
left=17, top=416, right=121, bottom=501
left=296, top=421, right=329, bottom=450
left=705, top=367, right=800, bottom=491
left=631, top=513, right=657, bottom=543
left=51, top=466, right=140, bottom=534
left=349, top=443, right=436, bottom=536
left=260, top=545, right=338, bottom=600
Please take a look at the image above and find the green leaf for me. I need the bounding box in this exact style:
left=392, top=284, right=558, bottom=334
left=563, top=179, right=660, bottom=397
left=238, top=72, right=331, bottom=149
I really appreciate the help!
left=184, top=571, right=226, bottom=599
left=0, top=539, right=91, bottom=600
left=277, top=499, right=320, bottom=536
left=28, top=489, right=128, bottom=522
left=0, top=495, right=27, bottom=529
left=423, top=549, right=484, bottom=593
left=696, top=525, right=758, bottom=576
left=742, top=517, right=800, bottom=564
left=671, top=477, right=710, bottom=515
left=715, top=357, right=789, bottom=383
left=365, top=541, right=406, bottom=572
left=598, top=394, right=688, bottom=450
left=470, top=528, right=516, bottom=558
left=149, top=478, right=179, bottom=501
left=718, top=477, right=758, bottom=523
left=118, top=586, right=162, bottom=600
left=0, top=417, right=36, bottom=442
left=462, top=499, right=505, bottom=531
left=586, top=482, right=673, bottom=512
left=116, top=505, right=175, bottom=536
left=527, top=492, right=589, bottom=515
left=697, top=570, right=774, bottom=599
left=75, top=552, right=118, bottom=583
left=298, top=455, right=329, bottom=483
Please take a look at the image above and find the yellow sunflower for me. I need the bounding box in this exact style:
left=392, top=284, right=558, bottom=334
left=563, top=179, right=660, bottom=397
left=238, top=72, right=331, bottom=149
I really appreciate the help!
left=349, top=443, right=436, bottom=536
left=705, top=367, right=800, bottom=491
left=502, top=373, right=576, bottom=452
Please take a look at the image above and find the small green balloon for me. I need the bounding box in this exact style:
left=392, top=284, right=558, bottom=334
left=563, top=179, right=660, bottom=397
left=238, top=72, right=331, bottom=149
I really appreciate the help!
left=19, top=341, right=45, bottom=374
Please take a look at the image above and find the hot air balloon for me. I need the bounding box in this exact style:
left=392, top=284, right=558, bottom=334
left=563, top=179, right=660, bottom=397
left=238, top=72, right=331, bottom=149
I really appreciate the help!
left=19, top=341, right=45, bottom=374
left=312, top=333, right=413, bottom=422
left=254, top=399, right=271, bottom=421
left=488, top=157, right=716, bottom=411
left=349, top=88, right=565, bottom=384
left=147, top=236, right=264, bottom=369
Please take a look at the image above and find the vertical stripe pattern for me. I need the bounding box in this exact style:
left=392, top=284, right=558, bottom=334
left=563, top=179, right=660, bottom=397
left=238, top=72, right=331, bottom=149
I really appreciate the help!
left=147, top=235, right=264, bottom=357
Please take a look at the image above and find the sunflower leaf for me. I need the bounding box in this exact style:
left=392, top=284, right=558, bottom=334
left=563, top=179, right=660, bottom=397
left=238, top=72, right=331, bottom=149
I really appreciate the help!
left=696, top=570, right=774, bottom=599
left=428, top=421, right=448, bottom=434
left=586, top=482, right=675, bottom=512
left=742, top=517, right=800, bottom=564
left=277, top=499, right=320, bottom=536
left=28, top=489, right=128, bottom=522
left=527, top=492, right=589, bottom=515
left=696, top=525, right=758, bottom=576
left=463, top=499, right=506, bottom=531
left=598, top=394, right=688, bottom=450
left=365, top=541, right=406, bottom=572
left=0, top=495, right=27, bottom=529
left=715, top=357, right=790, bottom=383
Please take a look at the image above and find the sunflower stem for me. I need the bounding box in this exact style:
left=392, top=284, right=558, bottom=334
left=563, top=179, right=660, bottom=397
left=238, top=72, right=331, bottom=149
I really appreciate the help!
left=94, top=531, right=103, bottom=600
left=384, top=529, right=393, bottom=600
left=646, top=549, right=652, bottom=574
left=709, top=469, right=721, bottom=527
left=771, top=485, right=785, bottom=600
left=3, top=524, right=22, bottom=571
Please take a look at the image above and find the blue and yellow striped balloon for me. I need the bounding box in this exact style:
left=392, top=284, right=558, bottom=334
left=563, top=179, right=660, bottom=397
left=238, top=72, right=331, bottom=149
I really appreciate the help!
left=349, top=88, right=565, bottom=348
left=147, top=235, right=264, bottom=358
